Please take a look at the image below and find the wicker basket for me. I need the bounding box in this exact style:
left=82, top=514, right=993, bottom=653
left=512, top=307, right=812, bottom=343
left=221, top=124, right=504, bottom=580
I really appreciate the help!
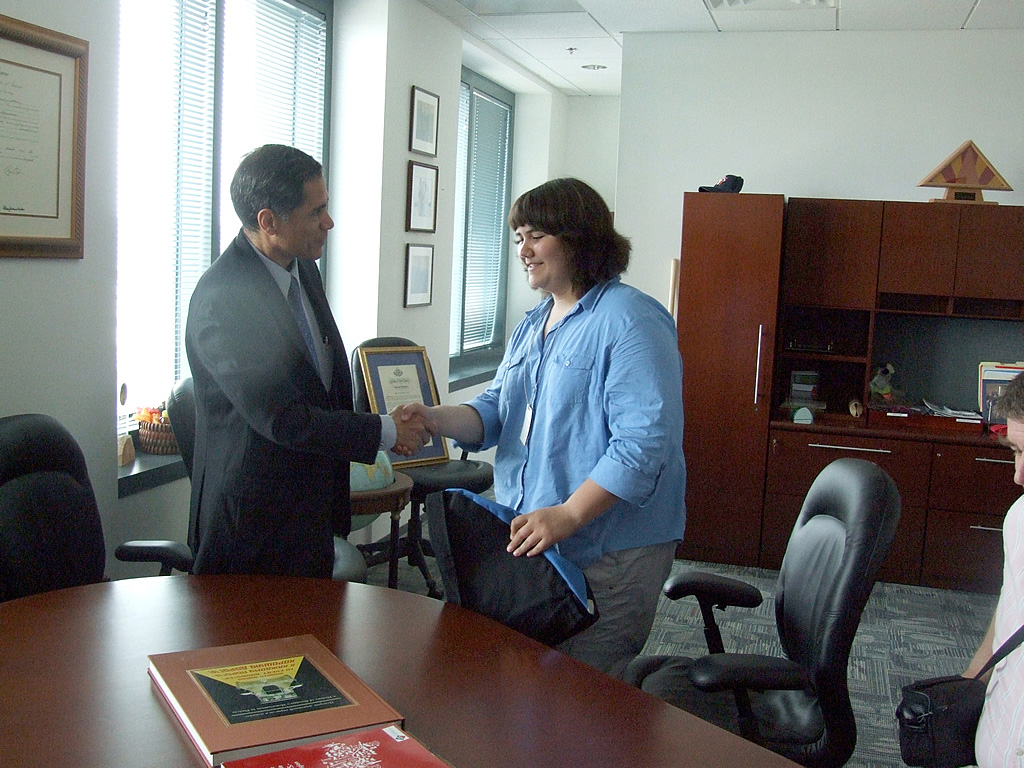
left=137, top=421, right=179, bottom=455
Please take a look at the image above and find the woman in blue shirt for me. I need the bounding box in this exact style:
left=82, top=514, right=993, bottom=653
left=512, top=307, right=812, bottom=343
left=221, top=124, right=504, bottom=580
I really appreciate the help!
left=408, top=178, right=686, bottom=677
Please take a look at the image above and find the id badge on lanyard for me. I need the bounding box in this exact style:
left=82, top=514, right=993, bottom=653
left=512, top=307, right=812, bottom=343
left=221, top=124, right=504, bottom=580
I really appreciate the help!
left=520, top=403, right=533, bottom=445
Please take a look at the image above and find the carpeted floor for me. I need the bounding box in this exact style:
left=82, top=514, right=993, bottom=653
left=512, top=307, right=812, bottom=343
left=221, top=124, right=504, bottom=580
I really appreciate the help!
left=366, top=550, right=997, bottom=768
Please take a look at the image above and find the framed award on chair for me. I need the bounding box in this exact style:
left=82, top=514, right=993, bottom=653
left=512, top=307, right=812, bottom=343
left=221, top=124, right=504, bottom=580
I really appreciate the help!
left=357, top=346, right=450, bottom=468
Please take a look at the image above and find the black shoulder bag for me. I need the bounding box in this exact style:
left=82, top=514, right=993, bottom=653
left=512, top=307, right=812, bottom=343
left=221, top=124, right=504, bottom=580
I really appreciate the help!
left=896, top=622, right=1024, bottom=768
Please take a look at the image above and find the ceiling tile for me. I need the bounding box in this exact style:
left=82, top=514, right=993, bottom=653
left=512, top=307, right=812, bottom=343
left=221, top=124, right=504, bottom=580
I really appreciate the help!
left=480, top=11, right=609, bottom=38
left=967, top=0, right=1024, bottom=29
left=417, top=0, right=477, bottom=18
left=578, top=0, right=717, bottom=33
left=512, top=36, right=622, bottom=60
left=458, top=0, right=585, bottom=13
left=712, top=7, right=837, bottom=31
left=839, top=0, right=976, bottom=31
left=456, top=14, right=508, bottom=39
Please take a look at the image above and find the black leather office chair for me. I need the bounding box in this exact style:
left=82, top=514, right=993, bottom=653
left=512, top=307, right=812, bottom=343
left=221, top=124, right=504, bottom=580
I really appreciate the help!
left=118, top=377, right=367, bottom=582
left=351, top=337, right=494, bottom=598
left=0, top=413, right=187, bottom=601
left=166, top=376, right=196, bottom=475
left=624, top=458, right=901, bottom=768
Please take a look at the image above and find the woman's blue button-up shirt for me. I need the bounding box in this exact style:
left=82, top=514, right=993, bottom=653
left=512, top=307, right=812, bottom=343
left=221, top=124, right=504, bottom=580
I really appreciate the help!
left=461, top=278, right=686, bottom=569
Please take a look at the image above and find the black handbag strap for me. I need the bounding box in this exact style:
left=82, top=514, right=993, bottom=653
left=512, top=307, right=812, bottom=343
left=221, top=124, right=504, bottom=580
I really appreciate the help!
left=975, top=622, right=1024, bottom=680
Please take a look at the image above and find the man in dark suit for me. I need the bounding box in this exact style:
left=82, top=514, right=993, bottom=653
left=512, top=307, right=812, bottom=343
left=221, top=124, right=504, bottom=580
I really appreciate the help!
left=185, top=144, right=432, bottom=577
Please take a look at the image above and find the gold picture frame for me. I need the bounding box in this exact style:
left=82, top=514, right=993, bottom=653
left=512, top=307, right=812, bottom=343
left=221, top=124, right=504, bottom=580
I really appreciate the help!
left=358, top=346, right=449, bottom=468
left=0, top=14, right=88, bottom=259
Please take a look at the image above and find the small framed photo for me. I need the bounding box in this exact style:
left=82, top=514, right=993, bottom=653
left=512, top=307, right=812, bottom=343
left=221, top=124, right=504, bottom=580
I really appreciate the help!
left=409, top=86, right=439, bottom=156
left=406, top=161, right=438, bottom=233
left=357, top=346, right=450, bottom=468
left=404, top=244, right=433, bottom=308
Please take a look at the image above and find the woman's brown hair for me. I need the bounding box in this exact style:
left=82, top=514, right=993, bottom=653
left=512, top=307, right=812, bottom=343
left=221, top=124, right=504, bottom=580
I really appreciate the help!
left=508, top=178, right=630, bottom=296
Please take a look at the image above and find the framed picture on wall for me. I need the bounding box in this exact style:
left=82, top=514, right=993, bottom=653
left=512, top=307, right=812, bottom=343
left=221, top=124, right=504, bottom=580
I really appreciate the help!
left=406, top=161, right=438, bottom=233
left=0, top=15, right=88, bottom=259
left=356, top=346, right=450, bottom=468
left=404, top=244, right=433, bottom=307
left=409, top=86, right=439, bottom=156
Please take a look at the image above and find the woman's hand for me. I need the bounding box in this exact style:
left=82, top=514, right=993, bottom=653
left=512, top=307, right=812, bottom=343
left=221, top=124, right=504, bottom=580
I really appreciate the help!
left=508, top=506, right=580, bottom=557
left=508, top=479, right=620, bottom=556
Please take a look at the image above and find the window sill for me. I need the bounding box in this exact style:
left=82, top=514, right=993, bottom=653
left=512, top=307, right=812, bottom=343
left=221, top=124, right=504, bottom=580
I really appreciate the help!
left=449, top=363, right=497, bottom=393
left=118, top=451, right=188, bottom=498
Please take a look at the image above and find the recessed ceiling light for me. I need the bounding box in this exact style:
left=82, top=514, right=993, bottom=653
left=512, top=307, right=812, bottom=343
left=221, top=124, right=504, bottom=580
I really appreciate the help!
left=581, top=64, right=607, bottom=70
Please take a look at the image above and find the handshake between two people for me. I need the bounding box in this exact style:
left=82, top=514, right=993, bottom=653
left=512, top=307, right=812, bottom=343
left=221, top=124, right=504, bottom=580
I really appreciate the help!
left=389, top=403, right=440, bottom=457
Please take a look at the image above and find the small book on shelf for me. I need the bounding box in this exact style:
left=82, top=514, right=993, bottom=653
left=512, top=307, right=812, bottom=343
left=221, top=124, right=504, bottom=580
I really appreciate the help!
left=222, top=724, right=454, bottom=768
left=148, top=634, right=402, bottom=766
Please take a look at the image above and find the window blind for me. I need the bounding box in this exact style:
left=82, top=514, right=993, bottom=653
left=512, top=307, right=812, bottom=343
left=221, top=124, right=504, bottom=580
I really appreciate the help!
left=449, top=71, right=513, bottom=389
left=117, top=0, right=329, bottom=421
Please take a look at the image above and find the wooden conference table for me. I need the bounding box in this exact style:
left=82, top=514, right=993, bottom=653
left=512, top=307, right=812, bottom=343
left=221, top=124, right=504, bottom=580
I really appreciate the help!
left=0, top=575, right=799, bottom=768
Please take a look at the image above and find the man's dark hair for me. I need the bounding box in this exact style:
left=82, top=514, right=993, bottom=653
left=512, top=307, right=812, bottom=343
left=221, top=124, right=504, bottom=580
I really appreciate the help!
left=508, top=177, right=630, bottom=296
left=993, top=372, right=1024, bottom=422
left=230, top=144, right=323, bottom=230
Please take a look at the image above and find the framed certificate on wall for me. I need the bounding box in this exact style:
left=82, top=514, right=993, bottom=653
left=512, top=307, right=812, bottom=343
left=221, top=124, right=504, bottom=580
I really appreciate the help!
left=357, top=346, right=449, bottom=468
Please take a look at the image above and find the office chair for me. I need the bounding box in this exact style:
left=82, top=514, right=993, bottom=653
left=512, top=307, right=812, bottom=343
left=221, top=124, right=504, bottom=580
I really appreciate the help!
left=351, top=337, right=494, bottom=598
left=117, top=377, right=367, bottom=582
left=624, top=458, right=901, bottom=768
left=166, top=376, right=196, bottom=475
left=0, top=413, right=187, bottom=601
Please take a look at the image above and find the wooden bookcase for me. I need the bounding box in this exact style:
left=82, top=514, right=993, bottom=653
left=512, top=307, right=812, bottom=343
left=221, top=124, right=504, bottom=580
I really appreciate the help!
left=677, top=193, right=1023, bottom=590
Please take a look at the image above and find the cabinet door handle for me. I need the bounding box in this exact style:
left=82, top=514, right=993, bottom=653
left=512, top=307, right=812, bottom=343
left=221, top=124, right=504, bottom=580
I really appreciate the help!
left=969, top=525, right=1003, bottom=533
left=974, top=457, right=1015, bottom=466
left=807, top=442, right=892, bottom=455
left=753, top=324, right=763, bottom=407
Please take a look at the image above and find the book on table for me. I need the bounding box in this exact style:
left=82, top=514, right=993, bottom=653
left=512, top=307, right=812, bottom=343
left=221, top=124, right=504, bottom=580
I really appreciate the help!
left=148, top=634, right=402, bottom=766
left=222, top=724, right=453, bottom=768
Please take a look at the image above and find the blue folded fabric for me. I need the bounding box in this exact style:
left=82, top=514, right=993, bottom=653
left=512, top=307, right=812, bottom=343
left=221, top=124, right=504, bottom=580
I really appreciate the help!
left=446, top=488, right=593, bottom=612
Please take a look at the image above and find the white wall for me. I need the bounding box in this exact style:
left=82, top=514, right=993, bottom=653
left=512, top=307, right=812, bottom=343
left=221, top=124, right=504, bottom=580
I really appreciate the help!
left=330, top=0, right=597, bottom=400
left=0, top=0, right=193, bottom=580
left=563, top=96, right=619, bottom=212
left=615, top=30, right=1024, bottom=310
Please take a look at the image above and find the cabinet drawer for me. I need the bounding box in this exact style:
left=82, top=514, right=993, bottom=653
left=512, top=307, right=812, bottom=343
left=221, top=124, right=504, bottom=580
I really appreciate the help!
left=766, top=429, right=931, bottom=507
left=928, top=443, right=1019, bottom=516
left=921, top=508, right=1005, bottom=594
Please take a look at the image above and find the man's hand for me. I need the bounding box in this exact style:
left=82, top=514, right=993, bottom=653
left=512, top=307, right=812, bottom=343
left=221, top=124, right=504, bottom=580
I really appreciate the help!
left=400, top=402, right=436, bottom=427
left=390, top=405, right=436, bottom=456
left=507, top=505, right=580, bottom=557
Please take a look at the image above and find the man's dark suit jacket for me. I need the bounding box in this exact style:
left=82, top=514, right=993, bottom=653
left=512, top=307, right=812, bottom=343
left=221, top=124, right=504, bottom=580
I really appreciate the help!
left=184, top=230, right=380, bottom=577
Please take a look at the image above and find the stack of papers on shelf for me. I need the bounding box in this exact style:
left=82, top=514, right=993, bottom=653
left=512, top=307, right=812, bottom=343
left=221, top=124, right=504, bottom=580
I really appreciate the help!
left=921, top=399, right=982, bottom=421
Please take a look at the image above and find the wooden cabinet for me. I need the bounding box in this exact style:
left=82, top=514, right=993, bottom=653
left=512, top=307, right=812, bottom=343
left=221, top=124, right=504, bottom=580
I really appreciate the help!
left=921, top=443, right=1018, bottom=593
left=676, top=192, right=784, bottom=567
left=878, top=201, right=960, bottom=298
left=676, top=195, right=1023, bottom=590
left=775, top=198, right=881, bottom=421
left=762, top=428, right=930, bottom=584
left=782, top=198, right=883, bottom=310
left=877, top=201, right=1024, bottom=316
left=954, top=205, right=1024, bottom=302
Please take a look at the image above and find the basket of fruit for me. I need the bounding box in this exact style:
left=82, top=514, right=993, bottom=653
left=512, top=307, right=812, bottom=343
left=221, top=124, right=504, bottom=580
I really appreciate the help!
left=134, top=403, right=179, bottom=455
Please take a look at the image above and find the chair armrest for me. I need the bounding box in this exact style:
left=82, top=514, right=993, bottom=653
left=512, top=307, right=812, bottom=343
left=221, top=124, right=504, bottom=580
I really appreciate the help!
left=663, top=570, right=763, bottom=609
left=115, top=540, right=193, bottom=575
left=686, top=653, right=812, bottom=693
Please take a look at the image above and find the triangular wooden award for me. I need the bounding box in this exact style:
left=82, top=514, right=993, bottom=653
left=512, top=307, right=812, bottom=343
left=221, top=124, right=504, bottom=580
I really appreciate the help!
left=919, top=140, right=1012, bottom=204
